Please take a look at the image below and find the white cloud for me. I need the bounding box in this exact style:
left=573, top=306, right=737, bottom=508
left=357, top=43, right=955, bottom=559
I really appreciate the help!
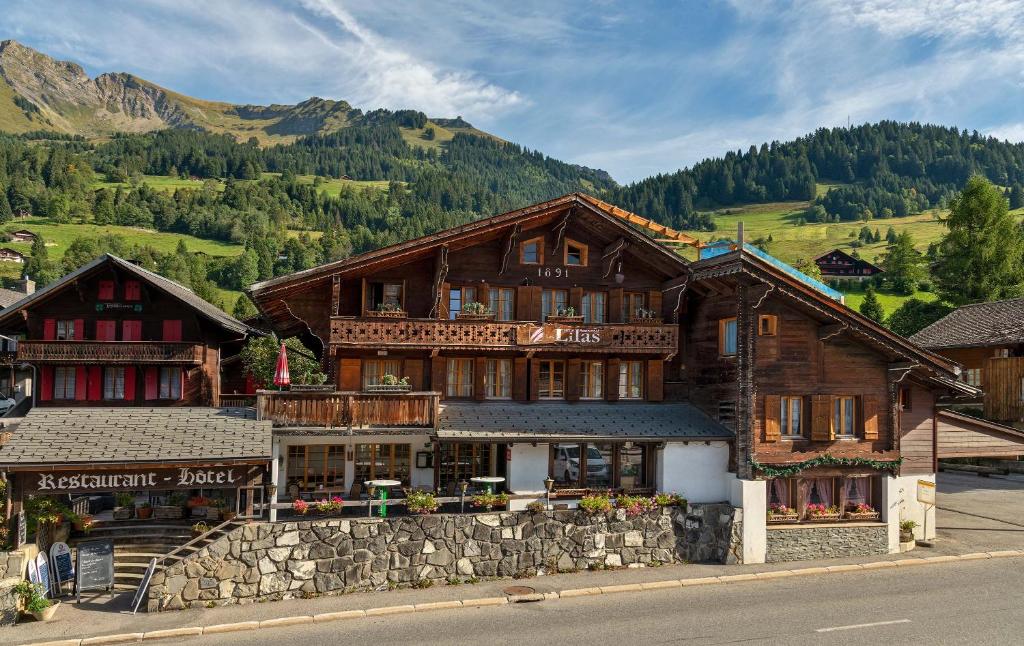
left=988, top=123, right=1024, bottom=143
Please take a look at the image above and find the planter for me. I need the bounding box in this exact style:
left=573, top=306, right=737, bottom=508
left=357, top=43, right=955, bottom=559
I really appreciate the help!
left=845, top=511, right=881, bottom=521
left=899, top=531, right=914, bottom=543
left=220, top=510, right=238, bottom=522
left=807, top=513, right=842, bottom=522
left=366, top=310, right=407, bottom=319
left=546, top=316, right=583, bottom=324
left=456, top=313, right=495, bottom=322
left=32, top=600, right=60, bottom=622
left=629, top=317, right=664, bottom=325
left=153, top=506, right=184, bottom=520
left=136, top=507, right=153, bottom=520
left=365, top=384, right=412, bottom=394
left=112, top=506, right=134, bottom=521
left=290, top=384, right=336, bottom=393
left=766, top=513, right=798, bottom=524
left=72, top=515, right=93, bottom=532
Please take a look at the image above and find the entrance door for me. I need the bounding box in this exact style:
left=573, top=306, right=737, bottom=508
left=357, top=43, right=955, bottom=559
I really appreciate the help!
left=236, top=486, right=265, bottom=519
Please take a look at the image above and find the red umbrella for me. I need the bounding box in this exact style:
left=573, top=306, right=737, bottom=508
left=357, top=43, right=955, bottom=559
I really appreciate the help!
left=273, top=342, right=290, bottom=389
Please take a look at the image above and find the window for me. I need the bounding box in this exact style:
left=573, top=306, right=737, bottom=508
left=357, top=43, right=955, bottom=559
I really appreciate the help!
left=586, top=443, right=614, bottom=487
left=124, top=280, right=141, bottom=302
left=843, top=477, right=871, bottom=512
left=1020, top=378, right=1024, bottom=404
left=446, top=358, right=474, bottom=398
left=485, top=359, right=511, bottom=399
left=581, top=291, right=607, bottom=323
left=489, top=288, right=514, bottom=321
left=718, top=401, right=736, bottom=427
left=438, top=443, right=492, bottom=490
left=963, top=368, right=982, bottom=387
left=551, top=442, right=649, bottom=489
left=520, top=237, right=543, bottom=264
left=899, top=386, right=912, bottom=412
left=56, top=320, right=76, bottom=341
left=98, top=280, right=115, bottom=301
left=103, top=367, right=126, bottom=400
left=354, top=443, right=411, bottom=485
left=619, top=443, right=646, bottom=489
left=286, top=445, right=347, bottom=489
left=622, top=292, right=645, bottom=320
left=538, top=360, right=565, bottom=398
left=53, top=366, right=76, bottom=400
left=366, top=281, right=404, bottom=311
left=542, top=289, right=568, bottom=319
left=564, top=239, right=587, bottom=266
left=159, top=367, right=182, bottom=400
left=833, top=396, right=856, bottom=437
left=767, top=479, right=792, bottom=508
left=619, top=361, right=644, bottom=399
left=995, top=348, right=1010, bottom=358
left=758, top=314, right=778, bottom=336
left=448, top=286, right=476, bottom=319
left=719, top=318, right=737, bottom=356
left=363, top=359, right=402, bottom=389
left=580, top=361, right=604, bottom=399
left=806, top=477, right=834, bottom=507
left=780, top=396, right=803, bottom=438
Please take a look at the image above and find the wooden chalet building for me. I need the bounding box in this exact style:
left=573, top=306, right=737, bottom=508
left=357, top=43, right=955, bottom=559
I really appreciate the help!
left=249, top=193, right=1017, bottom=563
left=0, top=255, right=271, bottom=538
left=815, top=248, right=883, bottom=280
left=0, top=248, right=26, bottom=264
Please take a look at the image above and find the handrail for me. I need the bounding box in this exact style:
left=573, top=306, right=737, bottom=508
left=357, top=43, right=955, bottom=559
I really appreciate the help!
left=17, top=340, right=204, bottom=363
left=159, top=518, right=242, bottom=570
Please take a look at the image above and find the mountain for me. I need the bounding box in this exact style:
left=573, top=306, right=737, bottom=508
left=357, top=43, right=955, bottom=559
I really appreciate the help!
left=0, top=40, right=493, bottom=145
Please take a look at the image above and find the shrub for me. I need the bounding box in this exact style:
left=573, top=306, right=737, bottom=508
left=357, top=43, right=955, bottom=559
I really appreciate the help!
left=406, top=490, right=440, bottom=515
left=578, top=493, right=613, bottom=515
left=900, top=519, right=918, bottom=533
left=653, top=492, right=686, bottom=507
left=114, top=492, right=135, bottom=508
left=616, top=495, right=655, bottom=517
left=471, top=492, right=509, bottom=510
left=380, top=373, right=410, bottom=386
left=293, top=499, right=309, bottom=515
left=525, top=501, right=546, bottom=513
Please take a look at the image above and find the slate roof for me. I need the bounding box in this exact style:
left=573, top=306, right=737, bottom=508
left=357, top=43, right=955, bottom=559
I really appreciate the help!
left=0, top=287, right=23, bottom=309
left=437, top=402, right=733, bottom=441
left=910, top=298, right=1024, bottom=349
left=0, top=254, right=250, bottom=335
left=0, top=407, right=272, bottom=466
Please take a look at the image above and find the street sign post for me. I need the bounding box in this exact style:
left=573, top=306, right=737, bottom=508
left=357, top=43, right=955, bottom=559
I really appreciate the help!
left=916, top=479, right=936, bottom=547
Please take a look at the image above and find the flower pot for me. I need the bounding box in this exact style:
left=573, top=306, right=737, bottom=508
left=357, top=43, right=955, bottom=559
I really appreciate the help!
left=112, top=506, right=134, bottom=521
left=220, top=510, right=238, bottom=522
left=365, top=384, right=412, bottom=393
left=136, top=507, right=153, bottom=520
left=845, top=511, right=881, bottom=521
left=32, top=600, right=59, bottom=622
left=767, top=513, right=798, bottom=524
left=899, top=531, right=914, bottom=543
left=807, top=513, right=841, bottom=522
left=154, top=506, right=184, bottom=520
left=72, top=515, right=93, bottom=532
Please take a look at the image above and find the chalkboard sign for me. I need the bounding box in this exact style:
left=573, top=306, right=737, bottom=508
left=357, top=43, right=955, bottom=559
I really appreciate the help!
left=75, top=539, right=114, bottom=603
left=50, top=542, right=74, bottom=596
left=131, top=558, right=157, bottom=615
left=35, top=553, right=51, bottom=599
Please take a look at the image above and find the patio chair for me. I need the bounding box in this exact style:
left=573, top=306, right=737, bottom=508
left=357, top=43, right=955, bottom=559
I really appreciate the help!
left=445, top=481, right=457, bottom=498
left=349, top=481, right=363, bottom=500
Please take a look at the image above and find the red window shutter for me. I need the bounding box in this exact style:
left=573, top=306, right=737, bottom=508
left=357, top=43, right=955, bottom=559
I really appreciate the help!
left=88, top=366, right=102, bottom=401
left=96, top=320, right=114, bottom=341
left=125, top=281, right=141, bottom=302
left=43, top=319, right=56, bottom=341
left=98, top=280, right=114, bottom=301
left=75, top=366, right=88, bottom=401
left=73, top=319, right=84, bottom=341
left=145, top=367, right=158, bottom=400
left=123, top=320, right=142, bottom=342
left=39, top=366, right=53, bottom=401
left=124, top=367, right=136, bottom=401
left=163, top=320, right=182, bottom=342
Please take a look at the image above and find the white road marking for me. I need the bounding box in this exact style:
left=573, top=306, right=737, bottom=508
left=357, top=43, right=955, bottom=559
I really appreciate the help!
left=816, top=619, right=911, bottom=632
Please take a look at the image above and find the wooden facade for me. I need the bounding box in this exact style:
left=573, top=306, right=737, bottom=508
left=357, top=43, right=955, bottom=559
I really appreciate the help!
left=814, top=249, right=883, bottom=279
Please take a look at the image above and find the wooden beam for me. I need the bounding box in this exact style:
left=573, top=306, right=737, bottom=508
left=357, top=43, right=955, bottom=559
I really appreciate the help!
left=498, top=224, right=521, bottom=275
left=428, top=245, right=450, bottom=319
left=551, top=208, right=572, bottom=258
left=817, top=323, right=847, bottom=342
left=601, top=238, right=628, bottom=279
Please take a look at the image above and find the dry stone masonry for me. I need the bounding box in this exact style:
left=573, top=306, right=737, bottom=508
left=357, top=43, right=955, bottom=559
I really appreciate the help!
left=765, top=524, right=888, bottom=563
left=148, top=504, right=740, bottom=611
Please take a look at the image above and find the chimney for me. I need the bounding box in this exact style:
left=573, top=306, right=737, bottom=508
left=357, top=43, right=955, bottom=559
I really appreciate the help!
left=16, top=274, right=35, bottom=295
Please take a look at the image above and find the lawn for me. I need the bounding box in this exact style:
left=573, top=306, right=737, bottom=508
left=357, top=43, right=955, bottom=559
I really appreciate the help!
left=841, top=288, right=938, bottom=318
left=91, top=174, right=220, bottom=193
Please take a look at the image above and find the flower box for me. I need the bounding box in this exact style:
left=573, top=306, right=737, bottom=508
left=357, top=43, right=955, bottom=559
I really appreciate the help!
left=456, top=312, right=495, bottom=322
left=366, top=310, right=407, bottom=319
left=112, top=506, right=134, bottom=521
left=365, top=383, right=412, bottom=393
left=629, top=316, right=664, bottom=325
left=767, top=512, right=798, bottom=524
left=153, top=505, right=184, bottom=520
left=807, top=513, right=842, bottom=522
left=845, top=510, right=881, bottom=521
left=546, top=315, right=584, bottom=324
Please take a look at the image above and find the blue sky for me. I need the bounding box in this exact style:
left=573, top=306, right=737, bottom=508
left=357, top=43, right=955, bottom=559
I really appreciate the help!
left=5, top=0, right=1024, bottom=183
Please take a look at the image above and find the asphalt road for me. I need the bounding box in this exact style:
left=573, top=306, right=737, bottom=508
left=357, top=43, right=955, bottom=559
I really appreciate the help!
left=168, top=557, right=1024, bottom=646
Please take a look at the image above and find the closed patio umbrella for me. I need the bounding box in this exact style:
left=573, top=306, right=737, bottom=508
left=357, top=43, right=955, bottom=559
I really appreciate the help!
left=273, top=342, right=290, bottom=390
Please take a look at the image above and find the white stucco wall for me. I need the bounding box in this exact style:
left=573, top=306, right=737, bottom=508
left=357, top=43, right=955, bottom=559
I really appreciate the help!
left=658, top=442, right=731, bottom=503
left=729, top=476, right=767, bottom=564
left=888, top=473, right=937, bottom=544
left=507, top=443, right=550, bottom=495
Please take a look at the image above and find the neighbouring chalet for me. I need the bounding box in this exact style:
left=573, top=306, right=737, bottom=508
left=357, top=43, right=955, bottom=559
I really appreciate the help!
left=249, top=193, right=1023, bottom=563
left=0, top=248, right=25, bottom=264
left=0, top=255, right=271, bottom=539
left=0, top=276, right=36, bottom=409
left=8, top=230, right=36, bottom=243
left=815, top=248, right=883, bottom=280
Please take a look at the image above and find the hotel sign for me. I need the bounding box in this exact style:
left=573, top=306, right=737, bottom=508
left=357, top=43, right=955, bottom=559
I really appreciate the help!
left=516, top=324, right=610, bottom=347
left=24, top=466, right=262, bottom=494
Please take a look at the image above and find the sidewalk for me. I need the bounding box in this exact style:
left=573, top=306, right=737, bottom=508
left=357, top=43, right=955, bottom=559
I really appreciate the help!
left=9, top=543, right=1023, bottom=646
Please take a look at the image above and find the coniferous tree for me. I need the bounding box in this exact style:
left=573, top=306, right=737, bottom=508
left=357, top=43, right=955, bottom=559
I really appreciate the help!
left=860, top=285, right=885, bottom=322
left=882, top=232, right=925, bottom=295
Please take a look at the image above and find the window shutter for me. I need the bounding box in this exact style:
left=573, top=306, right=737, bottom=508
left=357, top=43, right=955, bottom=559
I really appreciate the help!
left=569, top=287, right=583, bottom=314
left=647, top=290, right=662, bottom=316
left=404, top=359, right=424, bottom=391
left=811, top=395, right=833, bottom=441
left=515, top=286, right=531, bottom=321
left=162, top=320, right=182, bottom=342
left=96, top=320, right=115, bottom=341
left=565, top=358, right=581, bottom=402
left=513, top=357, right=528, bottom=401
left=339, top=358, right=361, bottom=391
left=75, top=366, right=88, bottom=401
left=473, top=357, right=486, bottom=401
left=646, top=359, right=663, bottom=402
left=124, top=367, right=136, bottom=401
left=609, top=288, right=624, bottom=323
left=718, top=319, right=727, bottom=355
left=764, top=395, right=781, bottom=442
left=125, top=280, right=141, bottom=301
left=73, top=319, right=85, bottom=341
left=606, top=358, right=621, bottom=402
left=527, top=286, right=542, bottom=322
left=39, top=366, right=53, bottom=401
left=430, top=356, right=446, bottom=398
left=87, top=366, right=102, bottom=401
left=98, top=280, right=114, bottom=301
left=179, top=368, right=185, bottom=401
left=43, top=319, right=56, bottom=341
left=862, top=395, right=879, bottom=440
left=122, top=320, right=141, bottom=342
left=145, top=367, right=158, bottom=400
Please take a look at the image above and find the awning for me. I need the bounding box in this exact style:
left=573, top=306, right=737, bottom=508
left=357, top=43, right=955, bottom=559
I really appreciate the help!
left=437, top=401, right=733, bottom=442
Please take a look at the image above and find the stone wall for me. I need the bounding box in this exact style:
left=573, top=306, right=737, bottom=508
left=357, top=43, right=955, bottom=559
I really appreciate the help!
left=148, top=504, right=740, bottom=611
left=765, top=524, right=888, bottom=563
left=0, top=551, right=26, bottom=580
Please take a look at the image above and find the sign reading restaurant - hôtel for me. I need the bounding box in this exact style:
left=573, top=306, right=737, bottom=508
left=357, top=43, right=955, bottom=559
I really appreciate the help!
left=25, top=465, right=262, bottom=494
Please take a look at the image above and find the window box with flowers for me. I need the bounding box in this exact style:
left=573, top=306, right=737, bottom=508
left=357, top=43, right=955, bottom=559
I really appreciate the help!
left=367, top=303, right=407, bottom=318
left=629, top=308, right=664, bottom=325
left=314, top=496, right=344, bottom=515
left=766, top=503, right=798, bottom=524
left=546, top=306, right=583, bottom=324
left=805, top=503, right=841, bottom=522
left=845, top=503, right=880, bottom=521
left=456, top=302, right=495, bottom=321
left=365, top=374, right=411, bottom=393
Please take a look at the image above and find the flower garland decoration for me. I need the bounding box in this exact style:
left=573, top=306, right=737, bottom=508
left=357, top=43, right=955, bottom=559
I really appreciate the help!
left=750, top=453, right=902, bottom=479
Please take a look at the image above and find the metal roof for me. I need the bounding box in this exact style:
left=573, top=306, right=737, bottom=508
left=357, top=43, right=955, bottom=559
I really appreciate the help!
left=911, top=298, right=1024, bottom=349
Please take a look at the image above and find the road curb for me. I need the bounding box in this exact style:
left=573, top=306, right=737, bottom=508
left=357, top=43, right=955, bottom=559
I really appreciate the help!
left=23, top=550, right=1024, bottom=646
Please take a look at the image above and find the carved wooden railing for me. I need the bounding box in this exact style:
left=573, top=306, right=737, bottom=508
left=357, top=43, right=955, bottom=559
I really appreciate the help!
left=17, top=341, right=204, bottom=364
left=256, top=390, right=440, bottom=429
left=329, top=317, right=678, bottom=354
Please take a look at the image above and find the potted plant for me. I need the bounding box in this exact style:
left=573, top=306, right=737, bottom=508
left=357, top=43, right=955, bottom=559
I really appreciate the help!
left=293, top=499, right=309, bottom=515
left=805, top=503, right=841, bottom=522
left=546, top=305, right=583, bottom=323
left=218, top=502, right=237, bottom=522
left=14, top=581, right=58, bottom=622
left=766, top=502, right=798, bottom=523
left=629, top=308, right=664, bottom=325
left=367, top=302, right=407, bottom=318
left=845, top=503, right=881, bottom=521
left=366, top=374, right=412, bottom=393
left=406, top=490, right=440, bottom=515
left=899, top=520, right=918, bottom=543
left=577, top=492, right=614, bottom=515
left=155, top=493, right=186, bottom=520
left=471, top=491, right=509, bottom=512
left=113, top=493, right=136, bottom=520
left=525, top=501, right=546, bottom=513
left=313, top=496, right=343, bottom=515
left=72, top=513, right=94, bottom=532
left=456, top=302, right=494, bottom=321
left=191, top=521, right=210, bottom=538
left=136, top=501, right=153, bottom=520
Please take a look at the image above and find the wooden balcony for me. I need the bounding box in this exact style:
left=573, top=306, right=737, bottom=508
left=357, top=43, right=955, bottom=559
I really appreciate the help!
left=256, top=390, right=440, bottom=429
left=16, top=341, right=204, bottom=364
left=329, top=317, right=678, bottom=355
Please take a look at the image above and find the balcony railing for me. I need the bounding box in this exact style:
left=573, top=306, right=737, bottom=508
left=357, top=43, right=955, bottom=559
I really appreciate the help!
left=256, top=389, right=440, bottom=429
left=16, top=341, right=204, bottom=364
left=329, top=317, right=678, bottom=354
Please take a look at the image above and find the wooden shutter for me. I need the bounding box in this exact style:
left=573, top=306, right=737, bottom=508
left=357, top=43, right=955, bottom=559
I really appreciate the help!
left=39, top=366, right=53, bottom=401
left=124, top=367, right=136, bottom=401
left=122, top=320, right=142, bottom=342
left=124, top=280, right=141, bottom=301
left=569, top=287, right=583, bottom=314
left=515, top=286, right=531, bottom=321
left=764, top=395, right=781, bottom=442
left=162, top=320, right=182, bottom=342
left=478, top=283, right=489, bottom=309
left=75, top=366, right=88, bottom=401
left=646, top=359, right=663, bottom=402
left=528, top=359, right=539, bottom=401
left=339, top=358, right=361, bottom=391
left=647, top=290, right=662, bottom=317
left=513, top=357, right=528, bottom=401
left=88, top=366, right=102, bottom=401
left=439, top=282, right=451, bottom=319
left=811, top=394, right=833, bottom=441
left=405, top=359, right=424, bottom=391
left=430, top=356, right=446, bottom=397
left=474, top=357, right=486, bottom=401
left=73, top=319, right=84, bottom=340
left=43, top=319, right=56, bottom=341
left=527, top=286, right=542, bottom=321
left=98, top=280, right=114, bottom=301
left=565, top=358, right=581, bottom=402
left=145, top=367, right=159, bottom=400
left=862, top=395, right=879, bottom=440
left=609, top=288, right=624, bottom=323
left=96, top=320, right=115, bottom=341
left=606, top=358, right=621, bottom=402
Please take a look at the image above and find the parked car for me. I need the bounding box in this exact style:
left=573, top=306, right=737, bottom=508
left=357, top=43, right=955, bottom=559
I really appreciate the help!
left=0, top=397, right=16, bottom=415
left=553, top=445, right=610, bottom=485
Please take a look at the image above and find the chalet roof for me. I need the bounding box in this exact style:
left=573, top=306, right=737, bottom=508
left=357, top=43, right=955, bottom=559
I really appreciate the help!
left=0, top=254, right=250, bottom=336
left=0, top=287, right=24, bottom=309
left=910, top=298, right=1024, bottom=349
left=436, top=401, right=733, bottom=442
left=813, top=248, right=883, bottom=271
left=0, top=407, right=272, bottom=467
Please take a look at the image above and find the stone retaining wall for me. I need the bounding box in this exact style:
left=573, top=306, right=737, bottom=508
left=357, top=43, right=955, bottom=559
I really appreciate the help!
left=765, top=524, right=888, bottom=563
left=148, top=504, right=739, bottom=611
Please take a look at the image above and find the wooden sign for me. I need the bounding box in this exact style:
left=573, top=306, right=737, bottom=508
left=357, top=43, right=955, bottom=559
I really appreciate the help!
left=516, top=324, right=608, bottom=347
left=50, top=542, right=74, bottom=596
left=916, top=479, right=935, bottom=505
left=131, top=558, right=157, bottom=615
left=35, top=553, right=51, bottom=598
left=25, top=465, right=262, bottom=494
left=75, top=539, right=114, bottom=603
